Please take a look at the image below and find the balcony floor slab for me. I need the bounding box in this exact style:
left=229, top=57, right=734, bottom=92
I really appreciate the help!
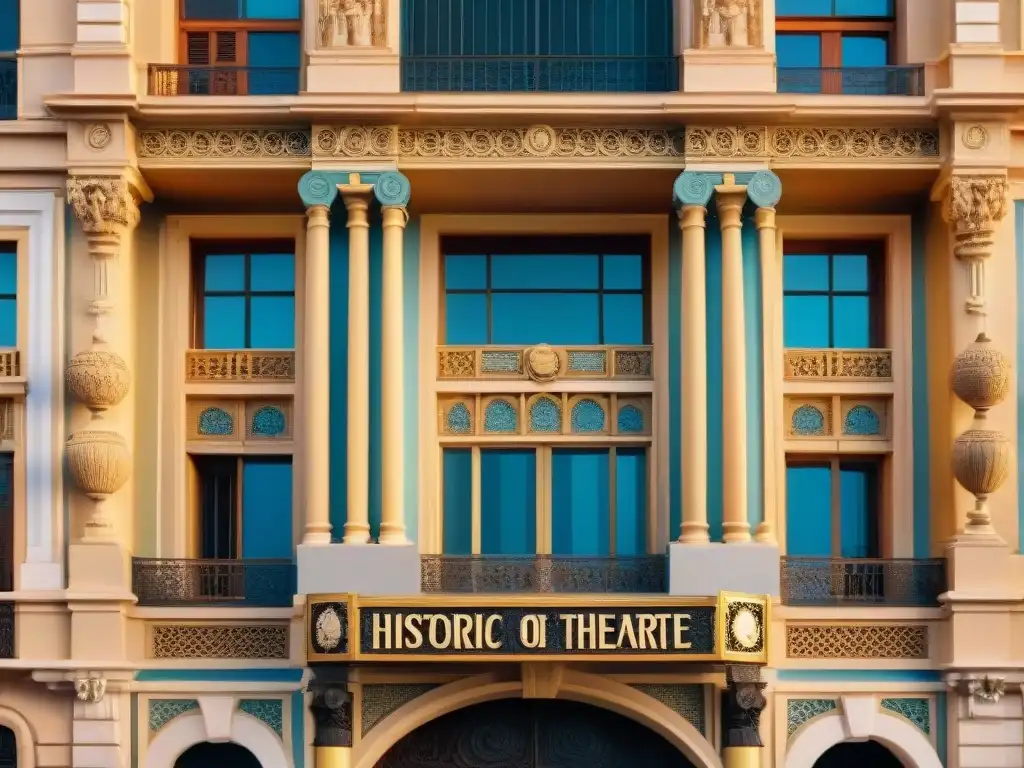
left=297, top=543, right=421, bottom=596
left=668, top=542, right=780, bottom=598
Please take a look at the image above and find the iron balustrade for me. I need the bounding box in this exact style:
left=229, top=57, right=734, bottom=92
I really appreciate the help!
left=0, top=602, right=11, bottom=658
left=780, top=557, right=946, bottom=606
left=777, top=66, right=924, bottom=96
left=147, top=65, right=300, bottom=96
left=132, top=558, right=296, bottom=607
left=421, top=555, right=667, bottom=593
left=0, top=59, right=14, bottom=120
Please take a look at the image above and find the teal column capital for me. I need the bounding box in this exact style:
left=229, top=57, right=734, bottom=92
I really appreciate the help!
left=672, top=171, right=715, bottom=209
left=746, top=170, right=782, bottom=209
left=299, top=170, right=412, bottom=209
left=374, top=171, right=411, bottom=208
left=298, top=171, right=342, bottom=209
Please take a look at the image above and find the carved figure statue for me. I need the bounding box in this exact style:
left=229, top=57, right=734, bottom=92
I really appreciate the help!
left=319, top=0, right=385, bottom=48
left=702, top=0, right=756, bottom=48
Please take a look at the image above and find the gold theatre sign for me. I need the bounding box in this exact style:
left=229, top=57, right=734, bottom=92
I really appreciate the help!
left=306, top=593, right=770, bottom=664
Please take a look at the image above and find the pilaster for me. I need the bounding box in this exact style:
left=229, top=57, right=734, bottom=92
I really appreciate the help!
left=947, top=1, right=1006, bottom=90
left=683, top=0, right=775, bottom=93
left=305, top=0, right=401, bottom=94
left=73, top=0, right=135, bottom=96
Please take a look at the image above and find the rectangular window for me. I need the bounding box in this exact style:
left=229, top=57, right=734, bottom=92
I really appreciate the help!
left=191, top=241, right=296, bottom=350
left=776, top=0, right=893, bottom=17
left=0, top=244, right=15, bottom=348
left=0, top=0, right=15, bottom=120
left=782, top=242, right=884, bottom=349
left=0, top=453, right=12, bottom=591
left=442, top=446, right=648, bottom=556
left=442, top=236, right=649, bottom=346
left=179, top=0, right=300, bottom=95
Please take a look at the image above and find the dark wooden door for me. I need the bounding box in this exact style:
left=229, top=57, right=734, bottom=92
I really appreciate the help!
left=0, top=453, right=14, bottom=592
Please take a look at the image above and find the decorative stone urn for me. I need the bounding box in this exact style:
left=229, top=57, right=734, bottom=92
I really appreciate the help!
left=950, top=333, right=1011, bottom=413
left=952, top=429, right=1012, bottom=499
left=65, top=430, right=132, bottom=499
left=65, top=350, right=131, bottom=412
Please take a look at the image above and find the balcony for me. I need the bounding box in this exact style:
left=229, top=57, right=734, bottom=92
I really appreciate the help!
left=777, top=66, right=925, bottom=96
left=421, top=555, right=667, bottom=593
left=780, top=557, right=946, bottom=607
left=147, top=65, right=300, bottom=96
left=0, top=58, right=13, bottom=120
left=0, top=602, right=10, bottom=658
left=132, top=558, right=296, bottom=607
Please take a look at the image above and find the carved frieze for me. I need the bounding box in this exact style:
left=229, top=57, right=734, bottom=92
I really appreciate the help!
left=685, top=126, right=939, bottom=161
left=137, top=129, right=311, bottom=161
left=317, top=0, right=387, bottom=48
left=697, top=0, right=762, bottom=49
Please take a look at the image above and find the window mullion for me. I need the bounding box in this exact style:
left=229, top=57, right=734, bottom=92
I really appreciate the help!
left=471, top=445, right=481, bottom=555
left=830, top=456, right=841, bottom=557
left=608, top=445, right=617, bottom=557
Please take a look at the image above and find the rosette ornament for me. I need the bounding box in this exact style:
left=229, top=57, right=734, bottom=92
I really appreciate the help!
left=65, top=430, right=132, bottom=538
left=65, top=350, right=131, bottom=413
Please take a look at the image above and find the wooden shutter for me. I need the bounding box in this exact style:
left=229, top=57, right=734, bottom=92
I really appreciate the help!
left=182, top=30, right=245, bottom=94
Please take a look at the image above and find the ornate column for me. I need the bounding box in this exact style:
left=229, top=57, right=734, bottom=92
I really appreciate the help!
left=673, top=172, right=712, bottom=544
left=376, top=172, right=412, bottom=545
left=304, top=203, right=333, bottom=545
left=340, top=175, right=375, bottom=544
left=721, top=667, right=767, bottom=768
left=946, top=175, right=1013, bottom=537
left=309, top=672, right=353, bottom=768
left=716, top=173, right=751, bottom=544
left=65, top=176, right=141, bottom=542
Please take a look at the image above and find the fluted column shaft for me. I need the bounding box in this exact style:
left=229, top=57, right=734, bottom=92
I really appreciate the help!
left=379, top=205, right=409, bottom=545
left=679, top=205, right=710, bottom=543
left=342, top=188, right=373, bottom=544
left=302, top=205, right=333, bottom=545
left=717, top=182, right=751, bottom=543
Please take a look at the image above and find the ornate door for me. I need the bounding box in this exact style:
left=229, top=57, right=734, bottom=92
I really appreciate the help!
left=377, top=699, right=696, bottom=768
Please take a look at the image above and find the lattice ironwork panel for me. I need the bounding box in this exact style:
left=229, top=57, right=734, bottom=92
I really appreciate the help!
left=362, top=684, right=440, bottom=736
left=149, top=624, right=289, bottom=659
left=630, top=684, right=705, bottom=736
left=786, top=624, right=929, bottom=659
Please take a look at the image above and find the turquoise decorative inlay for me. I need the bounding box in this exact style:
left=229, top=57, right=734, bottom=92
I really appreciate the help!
left=149, top=699, right=199, bottom=732
left=792, top=405, right=826, bottom=436
left=571, top=399, right=606, bottom=433
left=787, top=699, right=837, bottom=736
left=529, top=398, right=561, bottom=433
left=446, top=402, right=472, bottom=434
left=882, top=698, right=930, bottom=735
left=483, top=399, right=517, bottom=433
left=618, top=405, right=644, bottom=434
left=844, top=405, right=881, bottom=436
left=630, top=684, right=706, bottom=737
left=251, top=405, right=286, bottom=437
left=198, top=407, right=233, bottom=436
left=239, top=698, right=284, bottom=737
left=480, top=350, right=521, bottom=374
left=567, top=350, right=606, bottom=373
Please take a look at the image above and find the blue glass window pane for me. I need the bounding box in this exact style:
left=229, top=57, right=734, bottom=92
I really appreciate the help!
left=602, top=294, right=644, bottom=345
left=831, top=254, right=868, bottom=291
left=777, top=34, right=822, bottom=68
left=0, top=299, right=15, bottom=347
left=250, top=296, right=295, bottom=348
left=445, top=293, right=488, bottom=344
left=204, top=297, right=246, bottom=348
left=250, top=253, right=294, bottom=292
left=0, top=0, right=17, bottom=52
left=241, top=458, right=293, bottom=558
left=205, top=255, right=246, bottom=291
left=491, top=254, right=599, bottom=290
left=604, top=254, right=643, bottom=290
left=784, top=296, right=829, bottom=348
left=835, top=0, right=893, bottom=16
left=481, top=449, right=536, bottom=556
left=445, top=254, right=487, bottom=290
left=248, top=32, right=301, bottom=94
left=245, top=0, right=301, bottom=19
left=551, top=449, right=610, bottom=556
left=785, top=465, right=832, bottom=557
left=840, top=464, right=877, bottom=558
left=183, top=0, right=240, bottom=19
left=442, top=449, right=473, bottom=556
left=784, top=254, right=829, bottom=291
left=832, top=296, right=870, bottom=347
left=0, top=251, right=15, bottom=294
left=776, top=0, right=832, bottom=15
left=491, top=293, right=600, bottom=345
left=615, top=447, right=647, bottom=556
left=841, top=35, right=888, bottom=67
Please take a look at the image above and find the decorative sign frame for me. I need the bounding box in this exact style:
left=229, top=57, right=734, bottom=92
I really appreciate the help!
left=306, top=592, right=769, bottom=665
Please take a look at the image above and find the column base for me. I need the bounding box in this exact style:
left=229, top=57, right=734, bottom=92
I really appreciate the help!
left=19, top=560, right=63, bottom=591
left=668, top=542, right=780, bottom=597
left=306, top=51, right=400, bottom=94
left=68, top=541, right=131, bottom=594
left=315, top=746, right=352, bottom=768
left=297, top=543, right=421, bottom=595
left=682, top=48, right=776, bottom=93
left=722, top=746, right=761, bottom=768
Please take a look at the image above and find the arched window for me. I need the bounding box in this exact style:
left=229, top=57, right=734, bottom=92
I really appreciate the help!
left=0, top=725, right=16, bottom=768
left=813, top=740, right=903, bottom=768
left=174, top=741, right=261, bottom=768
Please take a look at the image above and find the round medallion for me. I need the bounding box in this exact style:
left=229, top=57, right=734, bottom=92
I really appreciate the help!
left=963, top=125, right=988, bottom=151
left=525, top=125, right=557, bottom=156
left=525, top=344, right=561, bottom=383
left=315, top=607, right=343, bottom=652
left=730, top=607, right=760, bottom=650
left=86, top=123, right=112, bottom=150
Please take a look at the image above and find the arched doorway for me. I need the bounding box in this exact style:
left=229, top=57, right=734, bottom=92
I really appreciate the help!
left=813, top=740, right=904, bottom=767
left=174, top=741, right=261, bottom=768
left=376, top=698, right=698, bottom=767
left=0, top=725, right=15, bottom=768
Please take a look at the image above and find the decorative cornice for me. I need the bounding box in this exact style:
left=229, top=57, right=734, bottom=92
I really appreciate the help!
left=138, top=124, right=941, bottom=166
left=66, top=176, right=142, bottom=234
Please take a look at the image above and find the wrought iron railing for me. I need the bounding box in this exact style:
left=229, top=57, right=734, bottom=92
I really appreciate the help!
left=401, top=56, right=678, bottom=92
left=0, top=602, right=12, bottom=658
left=132, top=558, right=296, bottom=607
left=780, top=557, right=946, bottom=606
left=421, top=555, right=667, bottom=593
left=147, top=65, right=300, bottom=96
left=777, top=66, right=924, bottom=96
left=0, top=58, right=15, bottom=120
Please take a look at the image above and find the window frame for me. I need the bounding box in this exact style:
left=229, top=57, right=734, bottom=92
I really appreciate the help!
left=440, top=235, right=652, bottom=346
left=785, top=454, right=883, bottom=559
left=782, top=239, right=886, bottom=349
left=190, top=239, right=297, bottom=351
